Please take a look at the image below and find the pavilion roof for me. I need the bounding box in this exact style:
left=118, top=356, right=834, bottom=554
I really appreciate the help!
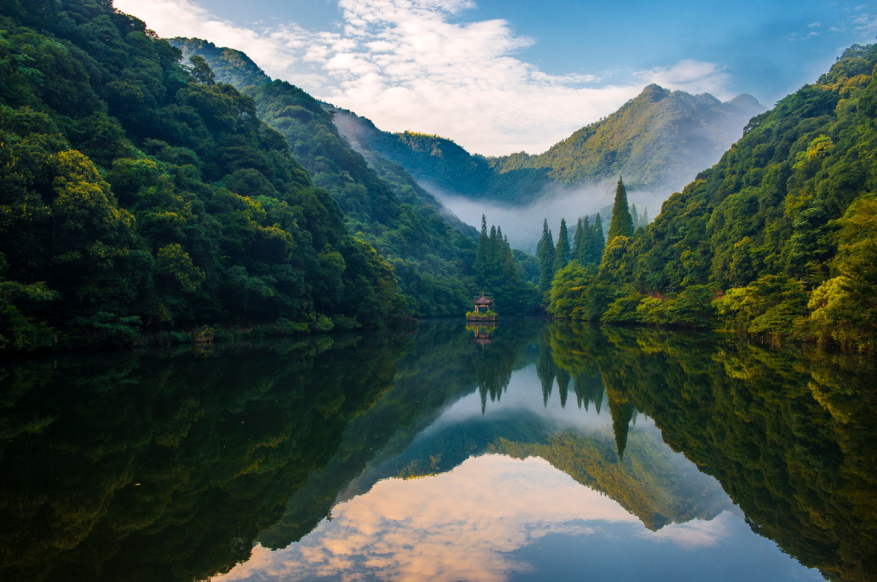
left=473, top=295, right=494, bottom=305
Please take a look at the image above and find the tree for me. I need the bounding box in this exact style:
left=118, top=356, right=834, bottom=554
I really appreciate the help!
left=554, top=218, right=571, bottom=273
left=573, top=217, right=585, bottom=263
left=607, top=177, right=634, bottom=242
left=188, top=55, right=216, bottom=86
left=590, top=214, right=606, bottom=264
left=537, top=219, right=556, bottom=296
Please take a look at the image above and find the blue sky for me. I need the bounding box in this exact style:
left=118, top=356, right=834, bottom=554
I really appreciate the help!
left=117, top=0, right=877, bottom=155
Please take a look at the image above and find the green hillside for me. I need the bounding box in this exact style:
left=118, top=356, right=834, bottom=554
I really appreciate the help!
left=546, top=43, right=877, bottom=351
left=171, top=38, right=496, bottom=317
left=0, top=0, right=408, bottom=350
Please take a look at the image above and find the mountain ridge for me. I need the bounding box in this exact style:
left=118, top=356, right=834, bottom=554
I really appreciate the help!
left=337, top=84, right=764, bottom=205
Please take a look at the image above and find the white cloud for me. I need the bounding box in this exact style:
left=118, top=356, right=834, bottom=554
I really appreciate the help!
left=115, top=0, right=735, bottom=155
left=634, top=59, right=733, bottom=100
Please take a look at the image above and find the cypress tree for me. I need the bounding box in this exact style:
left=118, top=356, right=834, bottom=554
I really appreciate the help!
left=630, top=203, right=639, bottom=230
left=554, top=218, right=571, bottom=273
left=607, top=177, right=634, bottom=242
left=475, top=214, right=488, bottom=273
left=641, top=206, right=649, bottom=228
left=591, top=213, right=605, bottom=264
left=578, top=216, right=590, bottom=264
left=572, top=217, right=584, bottom=262
left=537, top=219, right=555, bottom=294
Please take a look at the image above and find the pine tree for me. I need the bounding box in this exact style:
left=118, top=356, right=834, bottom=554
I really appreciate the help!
left=537, top=219, right=555, bottom=294
left=630, top=203, right=639, bottom=230
left=607, top=177, right=634, bottom=242
left=572, top=217, right=584, bottom=263
left=641, top=206, right=649, bottom=228
left=589, top=213, right=606, bottom=265
left=554, top=218, right=571, bottom=273
left=475, top=214, right=489, bottom=274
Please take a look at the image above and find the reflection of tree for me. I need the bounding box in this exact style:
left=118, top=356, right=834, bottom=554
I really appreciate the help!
left=0, top=336, right=401, bottom=582
left=257, top=318, right=540, bottom=549
left=546, top=321, right=877, bottom=582
left=537, top=327, right=556, bottom=407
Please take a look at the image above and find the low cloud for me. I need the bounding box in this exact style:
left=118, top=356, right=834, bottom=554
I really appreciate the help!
left=434, top=181, right=669, bottom=252
left=635, top=60, right=733, bottom=100
left=115, top=0, right=735, bottom=156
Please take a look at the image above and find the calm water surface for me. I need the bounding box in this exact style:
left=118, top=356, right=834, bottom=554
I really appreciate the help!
left=1, top=319, right=875, bottom=582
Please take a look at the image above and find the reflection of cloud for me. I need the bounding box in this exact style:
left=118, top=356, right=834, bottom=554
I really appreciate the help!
left=217, top=455, right=731, bottom=582
left=115, top=0, right=733, bottom=156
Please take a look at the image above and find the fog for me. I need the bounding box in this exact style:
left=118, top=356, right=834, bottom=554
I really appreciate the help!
left=331, top=104, right=731, bottom=254
left=430, top=180, right=670, bottom=253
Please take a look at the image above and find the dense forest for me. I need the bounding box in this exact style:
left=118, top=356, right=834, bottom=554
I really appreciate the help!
left=542, top=45, right=877, bottom=351
left=0, top=0, right=417, bottom=349
left=171, top=38, right=490, bottom=318
left=0, top=1, right=538, bottom=351
left=334, top=86, right=762, bottom=204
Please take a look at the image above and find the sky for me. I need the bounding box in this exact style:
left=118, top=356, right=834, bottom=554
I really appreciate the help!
left=115, top=0, right=877, bottom=155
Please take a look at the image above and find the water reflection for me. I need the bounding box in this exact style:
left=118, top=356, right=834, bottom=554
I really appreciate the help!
left=0, top=320, right=874, bottom=582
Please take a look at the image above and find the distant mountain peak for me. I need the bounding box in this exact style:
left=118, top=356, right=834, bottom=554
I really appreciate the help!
left=640, top=83, right=671, bottom=101
left=727, top=93, right=762, bottom=110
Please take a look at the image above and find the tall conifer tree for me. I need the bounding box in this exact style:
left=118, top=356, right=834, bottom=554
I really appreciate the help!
left=537, top=219, right=555, bottom=294
left=554, top=219, right=571, bottom=273
left=573, top=217, right=584, bottom=263
left=607, top=177, right=634, bottom=242
left=590, top=214, right=606, bottom=264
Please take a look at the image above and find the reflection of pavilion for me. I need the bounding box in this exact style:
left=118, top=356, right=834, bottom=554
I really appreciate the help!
left=467, top=323, right=498, bottom=347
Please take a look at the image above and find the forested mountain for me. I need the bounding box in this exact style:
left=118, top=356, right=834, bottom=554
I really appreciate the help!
left=547, top=43, right=877, bottom=350
left=335, top=86, right=763, bottom=205
left=172, top=38, right=494, bottom=317
left=0, top=0, right=405, bottom=349
left=170, top=38, right=270, bottom=88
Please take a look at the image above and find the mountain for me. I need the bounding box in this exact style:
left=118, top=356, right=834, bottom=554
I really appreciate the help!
left=171, top=38, right=494, bottom=317
left=335, top=85, right=764, bottom=205
left=0, top=0, right=411, bottom=350
left=547, top=43, right=877, bottom=350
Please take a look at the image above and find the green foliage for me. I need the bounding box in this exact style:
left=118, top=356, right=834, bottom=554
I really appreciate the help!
left=537, top=219, right=555, bottom=297
left=808, top=194, right=877, bottom=350
left=179, top=59, right=479, bottom=317
left=0, top=3, right=405, bottom=349
left=713, top=275, right=809, bottom=337
left=553, top=218, right=571, bottom=272
left=607, top=177, right=635, bottom=241
left=472, top=218, right=537, bottom=313
left=172, top=38, right=271, bottom=88
left=541, top=43, right=877, bottom=348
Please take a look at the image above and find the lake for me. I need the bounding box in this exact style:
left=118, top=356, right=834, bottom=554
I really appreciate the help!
left=1, top=319, right=875, bottom=582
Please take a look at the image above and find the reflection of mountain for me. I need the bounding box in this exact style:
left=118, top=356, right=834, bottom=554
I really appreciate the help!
left=547, top=322, right=877, bottom=582
left=3, top=319, right=875, bottom=582
left=333, top=392, right=730, bottom=532
left=258, top=318, right=540, bottom=549
left=0, top=336, right=402, bottom=582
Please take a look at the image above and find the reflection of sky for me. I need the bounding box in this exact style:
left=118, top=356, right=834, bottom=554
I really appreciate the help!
left=217, top=455, right=821, bottom=582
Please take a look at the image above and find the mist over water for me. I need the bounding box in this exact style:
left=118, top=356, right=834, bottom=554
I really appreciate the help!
left=433, top=182, right=668, bottom=253
left=332, top=98, right=748, bottom=253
